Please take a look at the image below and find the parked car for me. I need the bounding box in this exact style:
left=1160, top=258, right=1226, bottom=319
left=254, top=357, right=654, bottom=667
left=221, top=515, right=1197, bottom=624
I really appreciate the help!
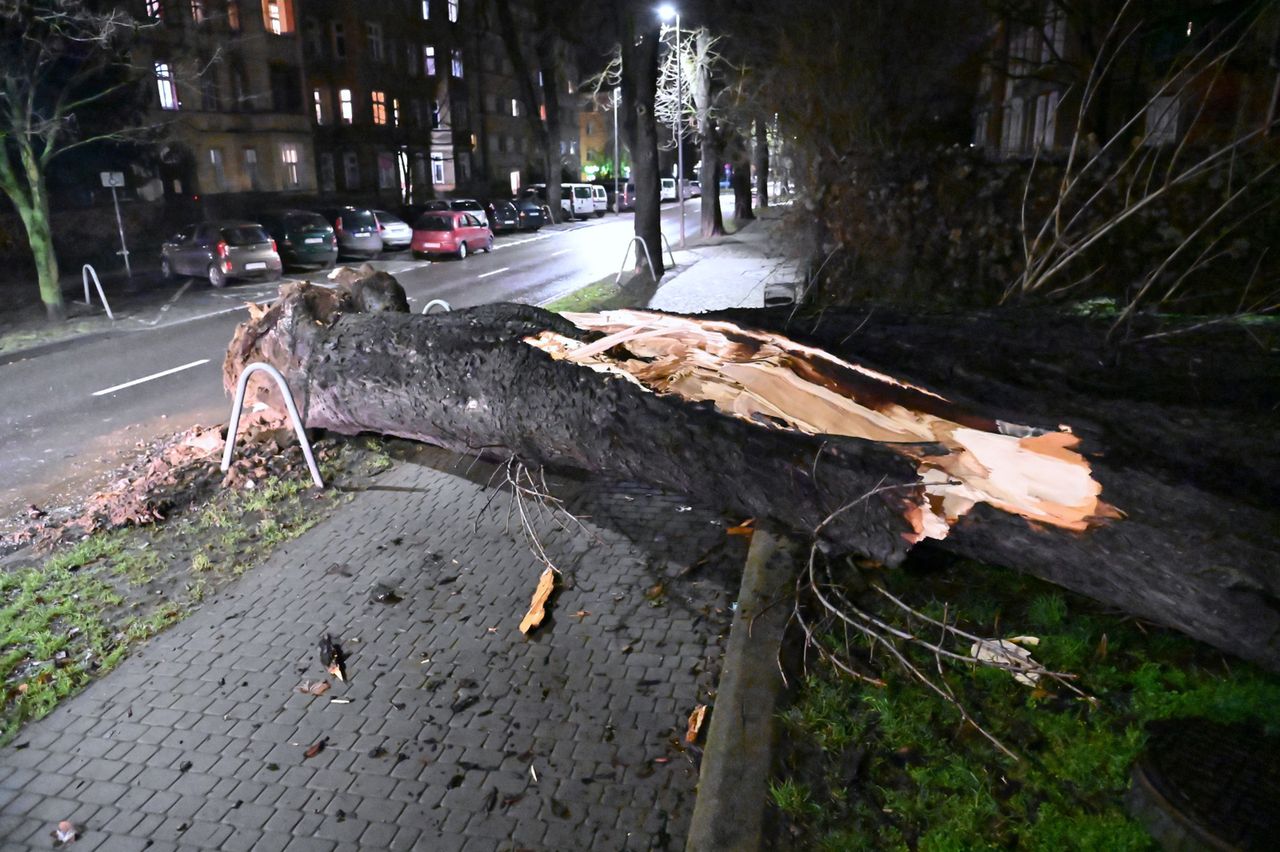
left=319, top=207, right=383, bottom=259
left=526, top=183, right=595, bottom=219
left=590, top=185, right=608, bottom=216
left=257, top=210, right=338, bottom=270
left=619, top=182, right=637, bottom=211
left=410, top=210, right=494, bottom=259
left=484, top=199, right=520, bottom=233
left=512, top=198, right=547, bottom=231
left=161, top=221, right=282, bottom=288
left=373, top=210, right=413, bottom=251
left=686, top=180, right=702, bottom=198
left=660, top=178, right=677, bottom=202
left=443, top=199, right=488, bottom=228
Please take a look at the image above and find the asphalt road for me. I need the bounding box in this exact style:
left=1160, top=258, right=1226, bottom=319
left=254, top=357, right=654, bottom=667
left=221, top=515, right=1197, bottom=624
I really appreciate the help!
left=0, top=201, right=704, bottom=521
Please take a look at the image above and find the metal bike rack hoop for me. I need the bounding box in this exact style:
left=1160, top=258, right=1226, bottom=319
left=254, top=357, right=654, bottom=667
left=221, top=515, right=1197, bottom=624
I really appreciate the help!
left=422, top=299, right=452, bottom=314
left=221, top=362, right=324, bottom=488
left=81, top=264, right=115, bottom=320
left=615, top=236, right=658, bottom=285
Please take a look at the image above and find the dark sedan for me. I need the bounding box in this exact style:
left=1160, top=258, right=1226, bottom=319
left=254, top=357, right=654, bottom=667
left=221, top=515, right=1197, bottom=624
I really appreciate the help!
left=485, top=199, right=520, bottom=233
left=257, top=210, right=338, bottom=270
left=512, top=198, right=547, bottom=231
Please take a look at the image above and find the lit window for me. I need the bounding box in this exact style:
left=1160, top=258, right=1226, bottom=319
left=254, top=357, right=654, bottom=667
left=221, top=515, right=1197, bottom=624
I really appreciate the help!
left=313, top=88, right=325, bottom=124
left=154, top=62, right=180, bottom=110
left=510, top=98, right=518, bottom=117
left=243, top=147, right=260, bottom=190
left=146, top=0, right=162, bottom=19
left=424, top=45, right=436, bottom=75
left=431, top=152, right=445, bottom=184
left=226, top=0, right=240, bottom=30
left=372, top=90, right=387, bottom=125
left=392, top=98, right=400, bottom=127
left=366, top=22, right=383, bottom=62
left=340, top=88, right=353, bottom=124
left=263, top=0, right=293, bottom=34
left=447, top=0, right=457, bottom=22
left=420, top=0, right=429, bottom=20
left=280, top=144, right=300, bottom=188
left=190, top=0, right=205, bottom=23
left=451, top=48, right=463, bottom=78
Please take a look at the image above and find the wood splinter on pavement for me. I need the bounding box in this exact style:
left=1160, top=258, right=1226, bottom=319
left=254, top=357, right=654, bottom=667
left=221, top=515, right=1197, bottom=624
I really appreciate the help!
left=519, top=568, right=556, bottom=634
left=686, top=704, right=708, bottom=743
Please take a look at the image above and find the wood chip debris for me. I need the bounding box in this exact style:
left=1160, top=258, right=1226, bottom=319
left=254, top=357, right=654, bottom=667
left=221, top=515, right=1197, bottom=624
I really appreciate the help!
left=304, top=737, right=329, bottom=758
left=686, top=704, right=708, bottom=743
left=296, top=680, right=330, bottom=696
left=969, top=636, right=1042, bottom=686
left=519, top=568, right=556, bottom=634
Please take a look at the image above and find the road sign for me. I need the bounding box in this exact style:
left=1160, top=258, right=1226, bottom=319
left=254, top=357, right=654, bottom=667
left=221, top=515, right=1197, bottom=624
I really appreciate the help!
left=99, top=171, right=125, bottom=188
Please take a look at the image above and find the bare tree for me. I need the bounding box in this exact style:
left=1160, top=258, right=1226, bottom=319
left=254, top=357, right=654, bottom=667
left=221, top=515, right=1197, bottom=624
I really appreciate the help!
left=0, top=0, right=150, bottom=320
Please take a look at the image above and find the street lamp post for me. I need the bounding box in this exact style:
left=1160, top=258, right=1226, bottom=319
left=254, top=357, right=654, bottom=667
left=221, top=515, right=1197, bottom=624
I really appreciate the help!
left=659, top=4, right=685, bottom=248
left=613, top=87, right=620, bottom=216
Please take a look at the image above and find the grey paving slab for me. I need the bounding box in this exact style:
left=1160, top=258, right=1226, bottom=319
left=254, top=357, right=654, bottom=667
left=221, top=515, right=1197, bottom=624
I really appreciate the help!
left=0, top=458, right=742, bottom=850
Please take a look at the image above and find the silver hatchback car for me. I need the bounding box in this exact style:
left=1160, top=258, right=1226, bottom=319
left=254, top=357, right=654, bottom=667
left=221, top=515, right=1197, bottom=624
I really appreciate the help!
left=161, top=221, right=282, bottom=288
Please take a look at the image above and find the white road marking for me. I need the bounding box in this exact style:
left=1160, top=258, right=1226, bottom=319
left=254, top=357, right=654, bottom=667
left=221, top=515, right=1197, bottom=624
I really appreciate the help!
left=551, top=250, right=570, bottom=257
left=92, top=359, right=211, bottom=397
left=477, top=267, right=510, bottom=279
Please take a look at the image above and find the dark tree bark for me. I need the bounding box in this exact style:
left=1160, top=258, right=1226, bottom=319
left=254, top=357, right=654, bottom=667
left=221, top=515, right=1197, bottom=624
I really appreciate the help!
left=621, top=12, right=664, bottom=283
left=693, top=29, right=725, bottom=238
left=754, top=117, right=769, bottom=209
left=227, top=280, right=1280, bottom=672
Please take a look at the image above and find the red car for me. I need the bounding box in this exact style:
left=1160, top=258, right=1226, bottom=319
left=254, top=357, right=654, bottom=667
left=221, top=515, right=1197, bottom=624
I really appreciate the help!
left=410, top=210, right=494, bottom=259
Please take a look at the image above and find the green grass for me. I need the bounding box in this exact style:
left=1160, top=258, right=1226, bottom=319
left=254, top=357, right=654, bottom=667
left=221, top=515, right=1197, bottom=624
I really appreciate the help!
left=542, top=275, right=625, bottom=313
left=772, top=559, right=1280, bottom=850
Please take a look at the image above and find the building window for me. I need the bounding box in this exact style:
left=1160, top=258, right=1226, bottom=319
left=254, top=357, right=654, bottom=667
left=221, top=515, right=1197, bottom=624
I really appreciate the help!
left=199, top=62, right=220, bottom=110
left=450, top=48, right=463, bottom=78
left=420, top=0, right=429, bottom=20
left=392, top=97, right=400, bottom=127
left=367, top=22, right=383, bottom=62
left=303, top=18, right=321, bottom=57
left=209, top=148, right=227, bottom=191
left=431, top=152, right=445, bottom=184
left=378, top=152, right=397, bottom=189
left=339, top=88, right=353, bottom=124
left=424, top=45, right=436, bottom=75
left=343, top=151, right=360, bottom=188
left=447, top=0, right=457, bottom=22
left=226, top=0, right=240, bottom=29
left=263, top=0, right=292, bottom=34
left=190, top=0, right=206, bottom=23
left=372, top=90, right=387, bottom=125
left=154, top=62, right=180, bottom=110
left=407, top=45, right=417, bottom=76
left=1144, top=96, right=1180, bottom=146
left=332, top=23, right=346, bottom=59
left=1032, top=91, right=1059, bottom=150
left=319, top=152, right=335, bottom=192
left=280, top=144, right=301, bottom=187
left=145, top=0, right=162, bottom=18
left=313, top=88, right=326, bottom=124
left=243, top=147, right=260, bottom=190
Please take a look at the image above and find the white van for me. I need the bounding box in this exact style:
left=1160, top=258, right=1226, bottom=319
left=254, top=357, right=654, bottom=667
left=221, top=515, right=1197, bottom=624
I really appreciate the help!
left=590, top=185, right=608, bottom=216
left=660, top=178, right=677, bottom=202
left=527, top=183, right=594, bottom=220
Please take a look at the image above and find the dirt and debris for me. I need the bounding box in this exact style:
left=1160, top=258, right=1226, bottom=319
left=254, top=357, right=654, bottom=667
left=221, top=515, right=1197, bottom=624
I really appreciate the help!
left=519, top=568, right=556, bottom=634
left=319, top=635, right=347, bottom=682
left=51, top=820, right=78, bottom=846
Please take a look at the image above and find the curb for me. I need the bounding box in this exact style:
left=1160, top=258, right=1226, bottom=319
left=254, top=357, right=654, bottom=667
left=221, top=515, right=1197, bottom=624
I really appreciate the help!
left=686, top=530, right=796, bottom=852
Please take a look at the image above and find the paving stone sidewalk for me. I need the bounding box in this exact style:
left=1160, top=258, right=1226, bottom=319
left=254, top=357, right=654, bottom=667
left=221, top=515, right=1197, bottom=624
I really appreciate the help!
left=0, top=456, right=743, bottom=850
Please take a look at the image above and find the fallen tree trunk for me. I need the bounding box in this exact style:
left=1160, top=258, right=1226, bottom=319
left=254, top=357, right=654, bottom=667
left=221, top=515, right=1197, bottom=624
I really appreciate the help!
left=225, top=276, right=1280, bottom=670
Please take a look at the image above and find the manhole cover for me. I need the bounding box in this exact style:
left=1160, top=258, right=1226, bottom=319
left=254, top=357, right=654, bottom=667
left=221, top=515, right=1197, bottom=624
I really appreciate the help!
left=1127, top=717, right=1279, bottom=851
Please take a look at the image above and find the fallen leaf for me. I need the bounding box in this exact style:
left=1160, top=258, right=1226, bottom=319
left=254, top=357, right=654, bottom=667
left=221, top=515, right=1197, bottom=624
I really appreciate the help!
left=644, top=583, right=665, bottom=600
left=969, top=636, right=1042, bottom=686
left=685, top=704, right=708, bottom=743
left=304, top=737, right=328, bottom=758
left=296, top=680, right=330, bottom=696
left=519, top=568, right=556, bottom=634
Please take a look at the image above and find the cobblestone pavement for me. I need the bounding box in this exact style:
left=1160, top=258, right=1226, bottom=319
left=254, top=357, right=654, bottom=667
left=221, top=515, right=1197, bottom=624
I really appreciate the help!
left=0, top=457, right=744, bottom=850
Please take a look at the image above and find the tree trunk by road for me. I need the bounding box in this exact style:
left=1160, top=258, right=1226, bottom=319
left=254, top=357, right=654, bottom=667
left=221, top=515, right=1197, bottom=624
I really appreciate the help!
left=693, top=29, right=725, bottom=238
left=754, top=117, right=770, bottom=209
left=621, top=13, right=664, bottom=283
left=225, top=279, right=1280, bottom=671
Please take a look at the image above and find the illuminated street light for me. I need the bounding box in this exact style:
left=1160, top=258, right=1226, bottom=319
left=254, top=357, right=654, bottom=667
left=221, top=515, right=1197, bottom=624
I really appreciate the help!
left=658, top=4, right=684, bottom=248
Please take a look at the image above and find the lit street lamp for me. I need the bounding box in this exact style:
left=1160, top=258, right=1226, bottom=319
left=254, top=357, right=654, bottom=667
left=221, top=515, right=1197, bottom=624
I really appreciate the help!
left=658, top=4, right=685, bottom=248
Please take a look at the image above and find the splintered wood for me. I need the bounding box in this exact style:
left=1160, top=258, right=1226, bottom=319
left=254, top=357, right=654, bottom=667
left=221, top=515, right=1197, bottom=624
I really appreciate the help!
left=526, top=310, right=1118, bottom=544
left=519, top=568, right=556, bottom=634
